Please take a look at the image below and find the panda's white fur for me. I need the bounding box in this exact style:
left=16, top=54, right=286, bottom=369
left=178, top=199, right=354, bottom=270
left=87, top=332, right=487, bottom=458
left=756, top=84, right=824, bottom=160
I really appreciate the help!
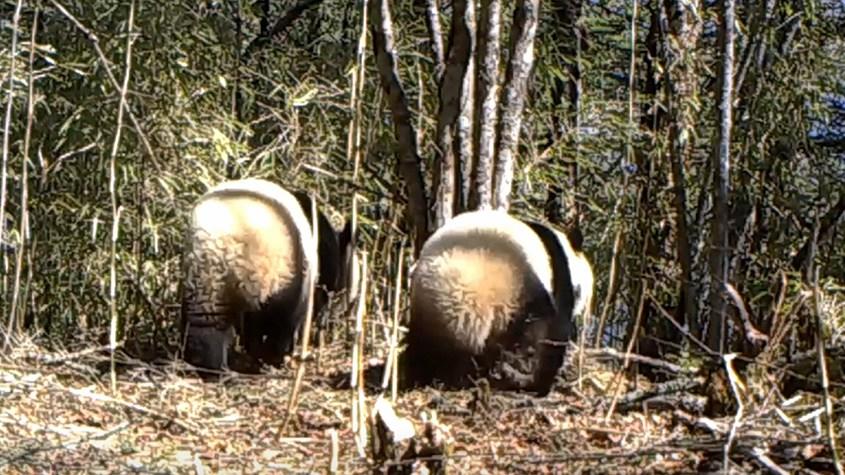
left=551, top=228, right=594, bottom=322
left=180, top=178, right=318, bottom=370
left=406, top=209, right=593, bottom=395
left=410, top=210, right=554, bottom=353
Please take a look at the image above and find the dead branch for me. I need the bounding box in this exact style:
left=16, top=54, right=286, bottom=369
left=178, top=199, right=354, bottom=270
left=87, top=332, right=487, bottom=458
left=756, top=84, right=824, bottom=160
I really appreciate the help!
left=724, top=283, right=769, bottom=346
left=581, top=347, right=689, bottom=374
left=813, top=270, right=843, bottom=474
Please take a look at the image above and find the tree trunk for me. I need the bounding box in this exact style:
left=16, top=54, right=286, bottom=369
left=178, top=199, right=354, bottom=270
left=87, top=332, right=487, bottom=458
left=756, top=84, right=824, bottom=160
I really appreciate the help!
left=662, top=0, right=702, bottom=338
left=456, top=3, right=476, bottom=214
left=432, top=0, right=474, bottom=227
left=468, top=0, right=502, bottom=211
left=423, top=0, right=445, bottom=81
left=707, top=0, right=736, bottom=353
left=369, top=0, right=430, bottom=255
left=492, top=0, right=540, bottom=210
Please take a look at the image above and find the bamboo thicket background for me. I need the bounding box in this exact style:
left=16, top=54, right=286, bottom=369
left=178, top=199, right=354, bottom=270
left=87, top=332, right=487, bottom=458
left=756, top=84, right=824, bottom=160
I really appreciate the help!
left=0, top=0, right=842, bottom=387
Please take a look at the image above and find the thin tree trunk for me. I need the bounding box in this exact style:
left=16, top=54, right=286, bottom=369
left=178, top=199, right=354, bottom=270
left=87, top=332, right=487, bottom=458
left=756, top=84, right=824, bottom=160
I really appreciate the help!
left=423, top=0, right=445, bottom=81
left=370, top=0, right=430, bottom=255
left=469, top=0, right=502, bottom=211
left=232, top=0, right=243, bottom=128
left=663, top=0, right=702, bottom=338
left=456, top=2, right=476, bottom=214
left=0, top=1, right=24, bottom=325
left=492, top=0, right=540, bottom=210
left=707, top=0, right=736, bottom=353
left=432, top=0, right=474, bottom=227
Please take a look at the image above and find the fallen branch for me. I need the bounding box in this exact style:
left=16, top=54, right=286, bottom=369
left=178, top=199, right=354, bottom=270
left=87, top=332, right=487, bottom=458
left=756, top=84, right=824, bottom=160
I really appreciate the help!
left=581, top=347, right=690, bottom=374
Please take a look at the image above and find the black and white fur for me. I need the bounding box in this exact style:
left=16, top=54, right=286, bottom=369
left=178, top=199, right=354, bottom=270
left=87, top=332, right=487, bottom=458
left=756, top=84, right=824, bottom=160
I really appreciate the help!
left=292, top=191, right=359, bottom=324
left=180, top=178, right=355, bottom=370
left=404, top=209, right=594, bottom=396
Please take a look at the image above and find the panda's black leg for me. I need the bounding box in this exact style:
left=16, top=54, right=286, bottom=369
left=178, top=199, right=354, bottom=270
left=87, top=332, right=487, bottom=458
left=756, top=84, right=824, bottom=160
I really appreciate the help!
left=403, top=330, right=476, bottom=389
left=183, top=321, right=235, bottom=371
left=255, top=310, right=300, bottom=367
left=526, top=294, right=567, bottom=397
left=241, top=312, right=266, bottom=361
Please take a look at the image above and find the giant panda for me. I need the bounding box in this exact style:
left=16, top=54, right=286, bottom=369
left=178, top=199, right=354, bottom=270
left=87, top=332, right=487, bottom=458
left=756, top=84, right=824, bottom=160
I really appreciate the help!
left=404, top=209, right=594, bottom=396
left=179, top=178, right=355, bottom=371
left=292, top=191, right=357, bottom=324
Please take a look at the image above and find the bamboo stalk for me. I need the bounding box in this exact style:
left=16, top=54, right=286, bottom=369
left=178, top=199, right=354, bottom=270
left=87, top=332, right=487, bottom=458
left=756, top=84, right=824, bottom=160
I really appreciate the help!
left=7, top=5, right=37, bottom=340
left=351, top=252, right=369, bottom=457
left=0, top=0, right=24, bottom=344
left=381, top=244, right=404, bottom=401
left=107, top=0, right=136, bottom=393
left=281, top=193, right=321, bottom=434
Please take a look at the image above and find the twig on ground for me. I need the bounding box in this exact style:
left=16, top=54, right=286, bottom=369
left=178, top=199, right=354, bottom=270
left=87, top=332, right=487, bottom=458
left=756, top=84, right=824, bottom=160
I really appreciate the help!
left=723, top=353, right=745, bottom=473
left=581, top=347, right=689, bottom=374
left=65, top=386, right=199, bottom=434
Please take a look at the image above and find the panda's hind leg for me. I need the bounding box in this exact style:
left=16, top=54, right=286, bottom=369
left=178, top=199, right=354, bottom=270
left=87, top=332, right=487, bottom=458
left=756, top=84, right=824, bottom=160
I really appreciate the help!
left=245, top=285, right=304, bottom=367
left=403, top=320, right=478, bottom=390
left=526, top=292, right=568, bottom=396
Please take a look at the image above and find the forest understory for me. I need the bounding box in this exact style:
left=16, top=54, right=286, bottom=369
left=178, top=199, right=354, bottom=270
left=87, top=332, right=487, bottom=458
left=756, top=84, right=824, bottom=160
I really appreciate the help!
left=1, top=0, right=844, bottom=472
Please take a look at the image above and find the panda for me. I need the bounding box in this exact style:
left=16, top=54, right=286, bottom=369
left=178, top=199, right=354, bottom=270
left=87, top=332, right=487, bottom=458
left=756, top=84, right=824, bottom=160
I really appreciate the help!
left=404, top=209, right=594, bottom=396
left=292, top=191, right=356, bottom=321
left=179, top=178, right=355, bottom=371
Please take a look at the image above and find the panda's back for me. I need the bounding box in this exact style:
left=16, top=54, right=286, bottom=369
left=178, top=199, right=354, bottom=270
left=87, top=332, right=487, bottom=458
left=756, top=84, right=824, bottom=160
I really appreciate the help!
left=410, top=210, right=553, bottom=354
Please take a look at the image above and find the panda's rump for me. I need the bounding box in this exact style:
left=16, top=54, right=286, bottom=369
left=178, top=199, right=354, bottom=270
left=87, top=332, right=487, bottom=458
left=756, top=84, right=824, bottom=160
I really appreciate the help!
left=187, top=195, right=305, bottom=330
left=411, top=243, right=537, bottom=354
left=188, top=194, right=304, bottom=319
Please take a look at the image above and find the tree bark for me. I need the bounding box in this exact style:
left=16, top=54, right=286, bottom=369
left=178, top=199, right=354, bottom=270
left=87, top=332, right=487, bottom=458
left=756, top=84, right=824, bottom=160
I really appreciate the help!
left=468, top=0, right=502, bottom=211
left=370, top=0, right=430, bottom=255
left=663, top=0, right=702, bottom=338
left=492, top=0, right=540, bottom=210
left=423, top=0, right=446, bottom=81
left=456, top=2, right=476, bottom=214
left=432, top=0, right=474, bottom=227
left=707, top=0, right=736, bottom=353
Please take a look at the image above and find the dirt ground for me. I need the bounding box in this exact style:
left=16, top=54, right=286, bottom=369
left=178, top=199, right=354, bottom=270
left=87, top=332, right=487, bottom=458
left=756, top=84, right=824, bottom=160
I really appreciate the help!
left=0, top=335, right=841, bottom=474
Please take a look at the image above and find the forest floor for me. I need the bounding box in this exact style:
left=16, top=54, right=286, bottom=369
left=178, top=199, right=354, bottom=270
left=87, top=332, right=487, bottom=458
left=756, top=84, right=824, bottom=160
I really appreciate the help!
left=0, top=334, right=841, bottom=474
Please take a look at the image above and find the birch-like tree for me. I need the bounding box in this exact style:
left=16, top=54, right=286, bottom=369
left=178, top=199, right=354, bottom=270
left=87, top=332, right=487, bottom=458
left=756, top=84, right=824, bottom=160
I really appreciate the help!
left=708, top=0, right=736, bottom=352
left=370, top=0, right=543, bottom=250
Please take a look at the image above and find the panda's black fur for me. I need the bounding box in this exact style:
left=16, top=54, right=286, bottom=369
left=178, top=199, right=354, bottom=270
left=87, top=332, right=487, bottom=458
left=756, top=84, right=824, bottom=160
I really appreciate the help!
left=404, top=209, right=593, bottom=396
left=292, top=191, right=353, bottom=319
left=180, top=179, right=355, bottom=371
